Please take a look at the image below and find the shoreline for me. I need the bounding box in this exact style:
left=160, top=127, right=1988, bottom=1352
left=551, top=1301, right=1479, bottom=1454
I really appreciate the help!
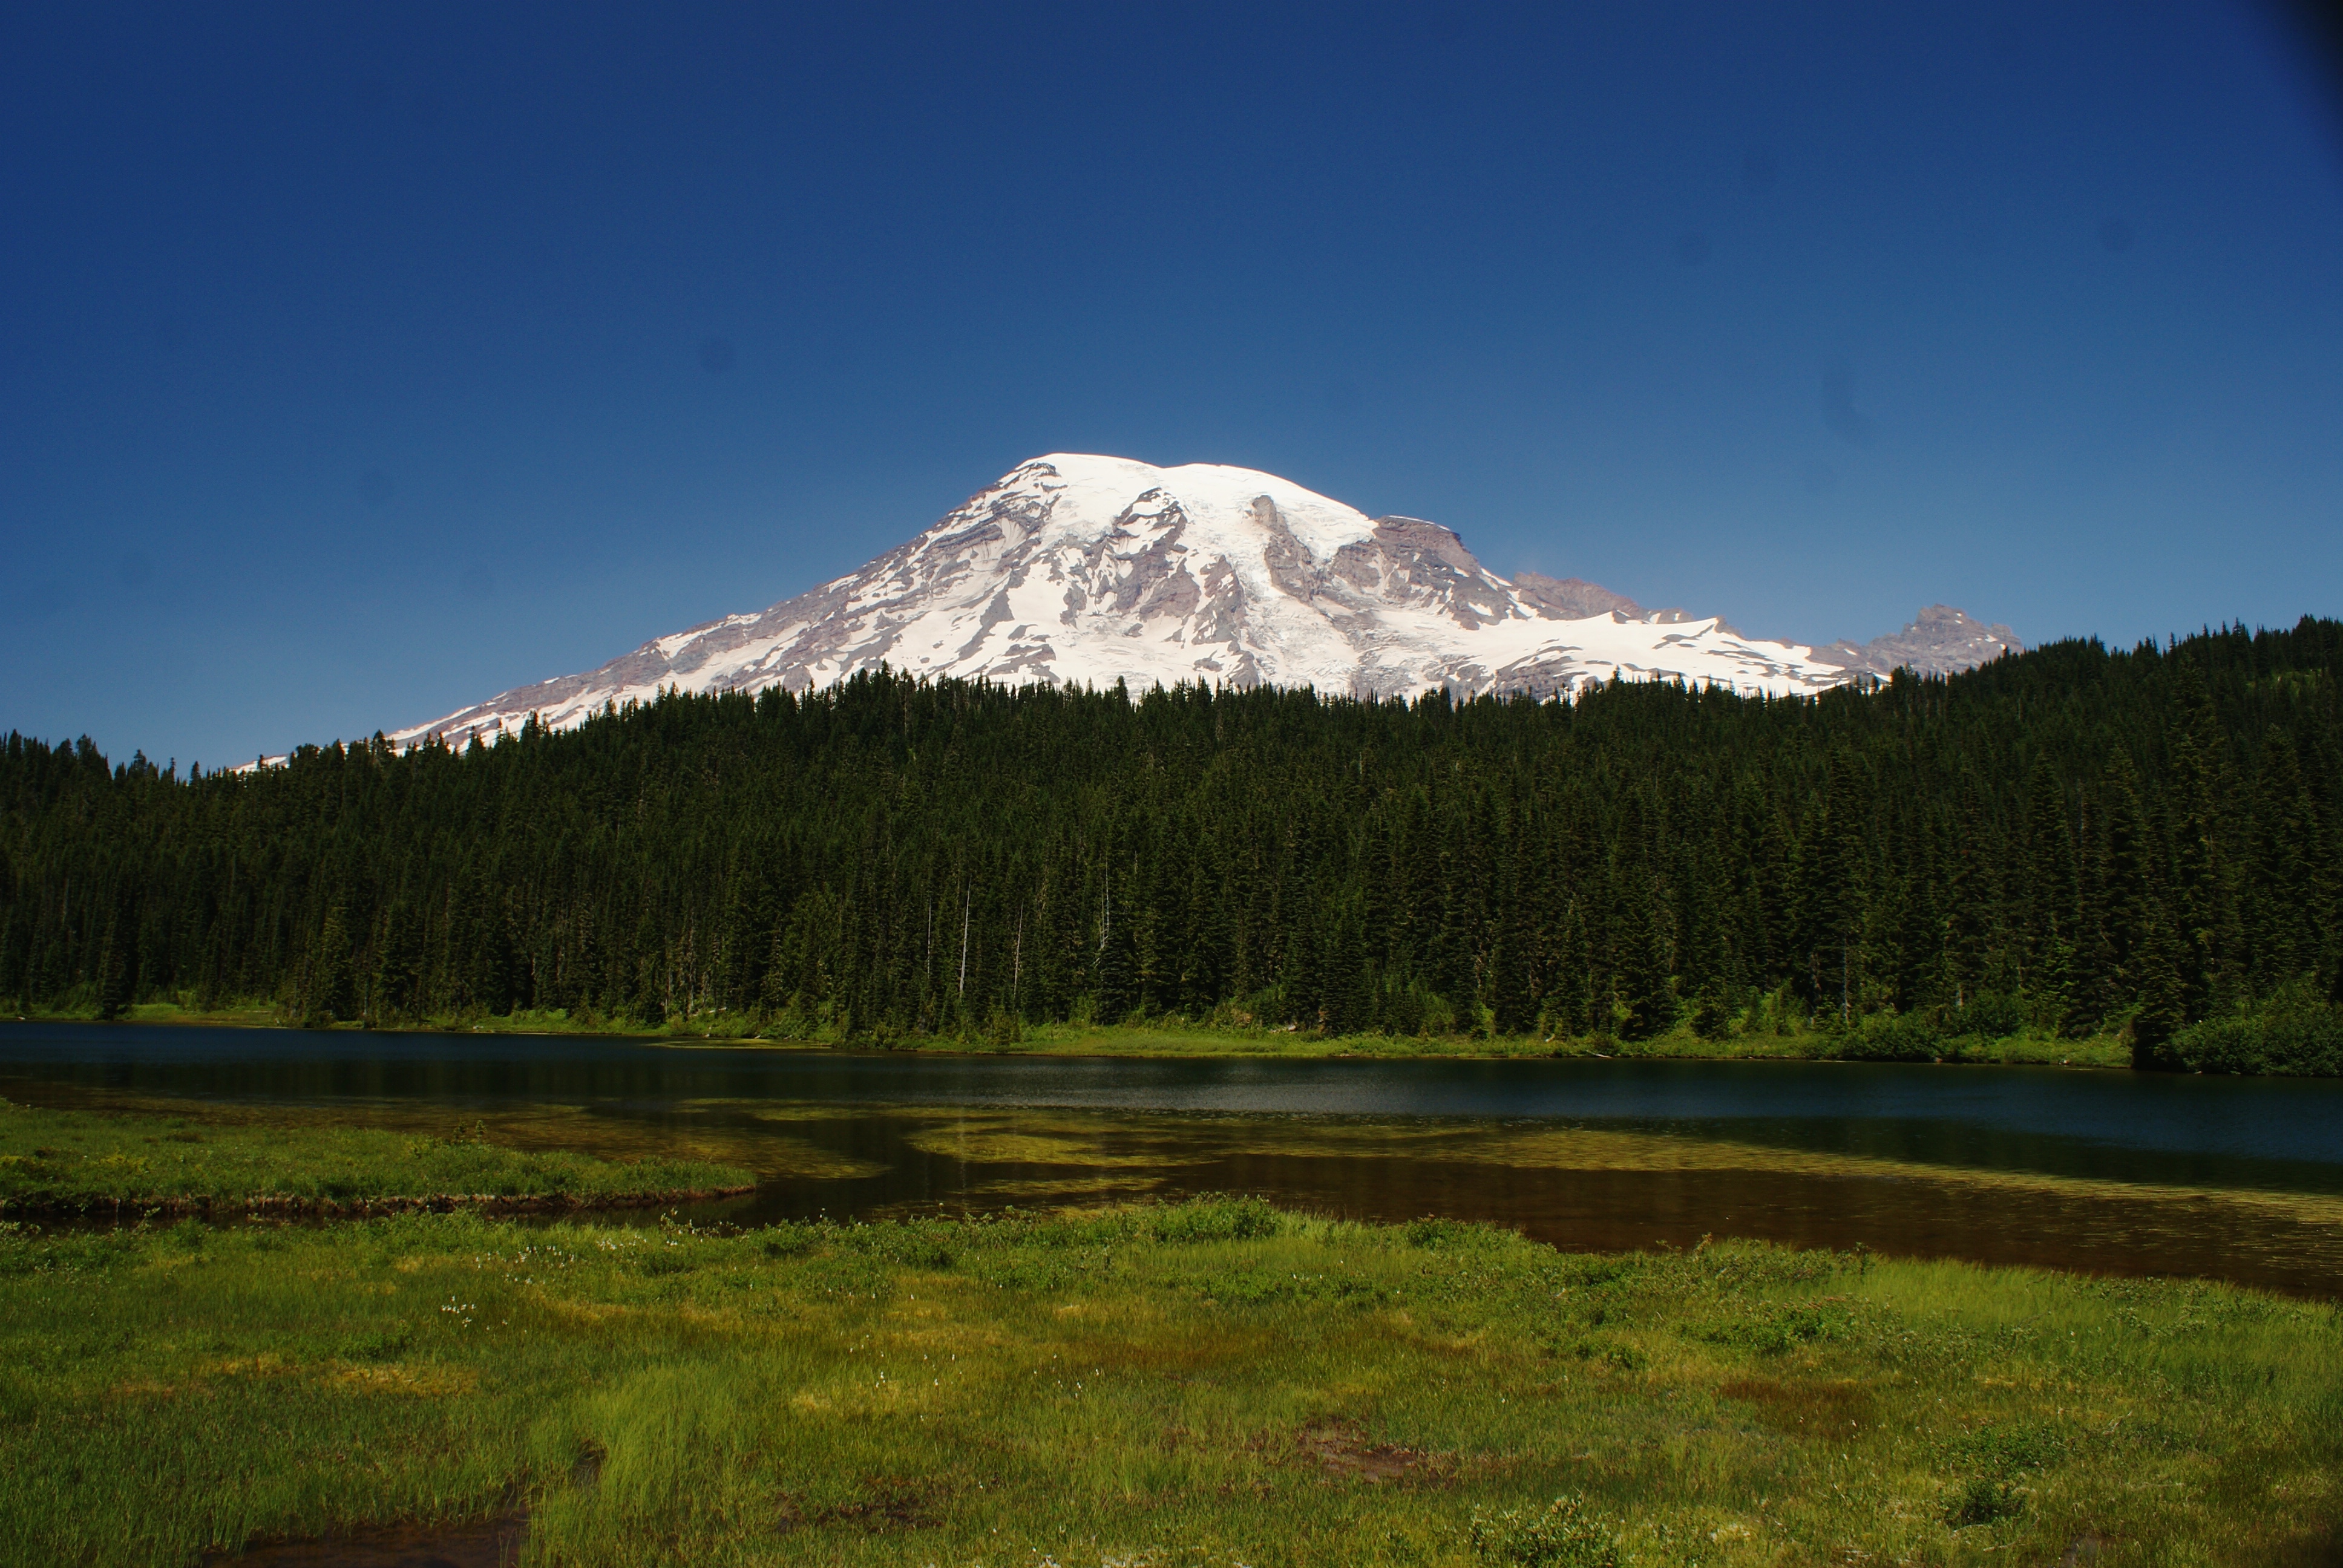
left=6, top=1004, right=2134, bottom=1071
left=0, top=1184, right=758, bottom=1220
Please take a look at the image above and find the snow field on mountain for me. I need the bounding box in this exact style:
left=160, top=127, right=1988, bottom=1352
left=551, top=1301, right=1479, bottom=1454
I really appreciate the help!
left=386, top=454, right=1857, bottom=749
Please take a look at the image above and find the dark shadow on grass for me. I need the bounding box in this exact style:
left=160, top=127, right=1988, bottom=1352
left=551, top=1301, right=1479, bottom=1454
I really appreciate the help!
left=200, top=1509, right=525, bottom=1567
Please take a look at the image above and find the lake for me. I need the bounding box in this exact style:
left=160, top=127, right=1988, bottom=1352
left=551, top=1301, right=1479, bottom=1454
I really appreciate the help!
left=7, top=1021, right=2342, bottom=1297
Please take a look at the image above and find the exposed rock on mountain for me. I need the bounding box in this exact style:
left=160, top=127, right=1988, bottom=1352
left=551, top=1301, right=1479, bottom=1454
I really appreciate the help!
left=1811, top=604, right=2024, bottom=679
left=387, top=455, right=2016, bottom=748
left=1514, top=572, right=1649, bottom=621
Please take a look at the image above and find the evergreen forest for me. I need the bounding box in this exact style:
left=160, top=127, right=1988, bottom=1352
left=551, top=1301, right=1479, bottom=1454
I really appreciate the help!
left=5, top=618, right=2342, bottom=1073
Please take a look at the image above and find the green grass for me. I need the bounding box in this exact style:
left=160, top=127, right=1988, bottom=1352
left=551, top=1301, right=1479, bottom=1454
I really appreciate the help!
left=0, top=1199, right=2333, bottom=1566
left=0, top=1100, right=755, bottom=1215
left=13, top=999, right=2129, bottom=1068
left=896, top=1018, right=2128, bottom=1068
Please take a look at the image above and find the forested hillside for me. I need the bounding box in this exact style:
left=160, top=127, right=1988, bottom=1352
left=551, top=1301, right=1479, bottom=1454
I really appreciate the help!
left=5, top=619, right=2341, bottom=1071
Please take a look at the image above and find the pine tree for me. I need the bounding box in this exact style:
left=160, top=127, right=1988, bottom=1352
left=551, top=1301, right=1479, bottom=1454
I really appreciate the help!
left=96, top=906, right=132, bottom=1021
left=630, top=903, right=664, bottom=1026
left=374, top=900, right=422, bottom=1021
left=1484, top=853, right=1535, bottom=1036
left=0, top=624, right=2338, bottom=1067
left=1321, top=893, right=1374, bottom=1036
left=2129, top=897, right=2187, bottom=1067
left=1178, top=859, right=1228, bottom=1016
left=2094, top=751, right=2157, bottom=1019
left=2251, top=727, right=2315, bottom=991
left=1814, top=754, right=1870, bottom=1027
left=2022, top=757, right=2078, bottom=1031
left=310, top=901, right=355, bottom=1025
left=2163, top=659, right=2236, bottom=1020
left=1611, top=872, right=1672, bottom=1040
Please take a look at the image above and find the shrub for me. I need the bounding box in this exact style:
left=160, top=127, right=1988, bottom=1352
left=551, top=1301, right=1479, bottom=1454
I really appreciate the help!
left=1404, top=1217, right=1486, bottom=1249
left=1836, top=1013, right=1939, bottom=1062
left=1467, top=1495, right=1622, bottom=1568
left=1942, top=1420, right=2062, bottom=1526
left=1691, top=988, right=1734, bottom=1041
left=841, top=1220, right=955, bottom=1269
left=1149, top=1195, right=1279, bottom=1243
left=1562, top=1337, right=1646, bottom=1373
left=1956, top=1422, right=2063, bottom=1475
left=1380, top=980, right=1429, bottom=1038
left=1692, top=1301, right=1846, bottom=1354
left=758, top=1222, right=818, bottom=1259
left=1948, top=991, right=2026, bottom=1039
left=2169, top=1007, right=2343, bottom=1076
left=337, top=1327, right=413, bottom=1362
left=1945, top=1474, right=2024, bottom=1527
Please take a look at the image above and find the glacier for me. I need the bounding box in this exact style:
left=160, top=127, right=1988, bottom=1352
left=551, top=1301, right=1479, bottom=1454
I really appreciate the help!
left=382, top=454, right=2017, bottom=750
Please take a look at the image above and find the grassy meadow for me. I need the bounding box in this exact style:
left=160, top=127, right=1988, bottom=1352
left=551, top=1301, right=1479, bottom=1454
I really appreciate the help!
left=0, top=1099, right=755, bottom=1216
left=1, top=1194, right=2335, bottom=1566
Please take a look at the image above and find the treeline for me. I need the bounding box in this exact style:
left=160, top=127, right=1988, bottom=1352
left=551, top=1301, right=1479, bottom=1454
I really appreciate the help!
left=4, top=619, right=2342, bottom=1071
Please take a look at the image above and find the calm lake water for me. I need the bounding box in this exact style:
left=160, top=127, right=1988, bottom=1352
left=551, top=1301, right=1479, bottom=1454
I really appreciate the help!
left=7, top=1022, right=2343, bottom=1297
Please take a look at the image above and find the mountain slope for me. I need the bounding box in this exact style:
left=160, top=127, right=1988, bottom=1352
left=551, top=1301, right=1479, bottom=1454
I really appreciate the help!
left=1813, top=604, right=2024, bottom=679
left=388, top=454, right=2014, bottom=747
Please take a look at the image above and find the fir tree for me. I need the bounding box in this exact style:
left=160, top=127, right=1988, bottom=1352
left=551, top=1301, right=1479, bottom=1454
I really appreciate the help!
left=96, top=906, right=131, bottom=1021
left=309, top=901, right=355, bottom=1025
left=0, top=622, right=2335, bottom=1068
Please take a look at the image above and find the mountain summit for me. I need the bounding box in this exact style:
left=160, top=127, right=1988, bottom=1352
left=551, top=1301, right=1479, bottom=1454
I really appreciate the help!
left=389, top=454, right=2017, bottom=747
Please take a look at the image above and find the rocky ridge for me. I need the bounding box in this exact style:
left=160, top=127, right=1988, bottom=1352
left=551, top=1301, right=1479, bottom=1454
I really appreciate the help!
left=387, top=454, right=2020, bottom=749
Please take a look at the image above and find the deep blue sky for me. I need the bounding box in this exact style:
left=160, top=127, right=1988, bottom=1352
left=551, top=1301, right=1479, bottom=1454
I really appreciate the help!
left=4, top=2, right=2340, bottom=768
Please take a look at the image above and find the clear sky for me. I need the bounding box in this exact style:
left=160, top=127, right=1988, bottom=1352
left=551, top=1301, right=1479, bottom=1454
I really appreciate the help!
left=4, top=2, right=2340, bottom=769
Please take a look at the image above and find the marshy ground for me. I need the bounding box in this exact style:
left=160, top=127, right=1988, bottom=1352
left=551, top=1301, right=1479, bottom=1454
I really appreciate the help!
left=0, top=1100, right=755, bottom=1217
left=1, top=1163, right=2336, bottom=1564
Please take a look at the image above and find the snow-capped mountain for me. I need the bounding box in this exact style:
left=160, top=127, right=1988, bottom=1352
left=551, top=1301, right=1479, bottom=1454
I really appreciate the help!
left=1812, top=604, right=2023, bottom=679
left=387, top=454, right=2019, bottom=748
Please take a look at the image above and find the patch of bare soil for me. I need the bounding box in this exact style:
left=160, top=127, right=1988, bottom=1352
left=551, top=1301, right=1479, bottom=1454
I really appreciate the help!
left=199, top=1511, right=525, bottom=1567
left=1290, top=1419, right=1452, bottom=1485
left=203, top=1452, right=598, bottom=1566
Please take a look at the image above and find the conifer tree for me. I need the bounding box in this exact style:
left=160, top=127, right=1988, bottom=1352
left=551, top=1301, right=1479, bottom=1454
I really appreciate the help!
left=2163, top=660, right=2236, bottom=1018
left=373, top=900, right=422, bottom=1021
left=2251, top=727, right=2315, bottom=991
left=1610, top=872, right=1672, bottom=1040
left=310, top=901, right=355, bottom=1024
left=2129, top=897, right=2187, bottom=1066
left=0, top=622, right=2338, bottom=1069
left=96, top=906, right=131, bottom=1021
left=1322, top=893, right=1374, bottom=1035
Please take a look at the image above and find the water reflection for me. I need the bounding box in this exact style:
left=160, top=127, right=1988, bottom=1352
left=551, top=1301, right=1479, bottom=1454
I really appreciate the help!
left=5, top=1022, right=2341, bottom=1296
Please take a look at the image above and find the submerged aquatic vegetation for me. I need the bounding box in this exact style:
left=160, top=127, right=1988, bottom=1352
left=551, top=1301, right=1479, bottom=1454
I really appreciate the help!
left=0, top=1198, right=2335, bottom=1566
left=0, top=1100, right=755, bottom=1214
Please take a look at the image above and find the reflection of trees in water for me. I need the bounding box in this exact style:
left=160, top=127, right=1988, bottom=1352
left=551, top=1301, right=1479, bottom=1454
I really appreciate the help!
left=7, top=1044, right=2339, bottom=1297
